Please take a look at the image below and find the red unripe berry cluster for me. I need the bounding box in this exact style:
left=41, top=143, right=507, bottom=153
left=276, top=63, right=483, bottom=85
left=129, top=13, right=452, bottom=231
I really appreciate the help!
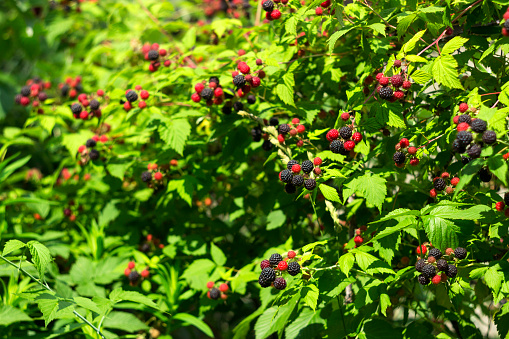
left=393, top=138, right=420, bottom=167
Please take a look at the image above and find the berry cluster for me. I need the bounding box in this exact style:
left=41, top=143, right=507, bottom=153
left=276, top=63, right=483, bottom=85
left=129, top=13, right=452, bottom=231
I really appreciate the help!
left=375, top=63, right=412, bottom=101
left=415, top=246, right=467, bottom=285
left=71, top=92, right=103, bottom=120
left=494, top=193, right=509, bottom=217
left=278, top=158, right=320, bottom=194
left=15, top=77, right=50, bottom=110
left=502, top=7, right=509, bottom=36
left=258, top=251, right=300, bottom=290
left=315, top=0, right=333, bottom=16
left=63, top=200, right=78, bottom=222
left=141, top=163, right=167, bottom=187
left=122, top=86, right=150, bottom=111
left=191, top=77, right=227, bottom=106
left=326, top=125, right=363, bottom=155
left=261, top=1, right=282, bottom=21
left=277, top=118, right=306, bottom=147
left=392, top=138, right=420, bottom=167
left=124, top=261, right=150, bottom=286
left=59, top=76, right=84, bottom=99
left=452, top=103, right=496, bottom=158
left=429, top=172, right=460, bottom=198
left=206, top=281, right=229, bottom=300
left=141, top=234, right=165, bottom=253
left=353, top=226, right=367, bottom=247
left=141, top=43, right=171, bottom=71
left=77, top=137, right=103, bottom=163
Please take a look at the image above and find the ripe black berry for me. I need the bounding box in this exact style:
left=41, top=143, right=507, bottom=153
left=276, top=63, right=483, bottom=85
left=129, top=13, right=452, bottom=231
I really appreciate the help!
left=379, top=86, right=393, bottom=100
left=280, top=169, right=293, bottom=183
left=454, top=247, right=467, bottom=259
left=478, top=167, right=492, bottom=182
left=304, top=179, right=316, bottom=190
left=452, top=139, right=466, bottom=153
left=128, top=271, right=140, bottom=282
left=292, top=175, right=304, bottom=186
left=209, top=76, right=220, bottom=84
left=38, top=92, right=48, bottom=101
left=247, top=95, right=256, bottom=104
left=269, top=117, right=279, bottom=126
left=147, top=50, right=159, bottom=60
left=209, top=287, right=220, bottom=300
left=482, top=130, right=496, bottom=144
left=279, top=124, right=291, bottom=134
left=446, top=264, right=457, bottom=278
left=287, top=160, right=298, bottom=170
left=301, top=160, right=313, bottom=174
left=21, top=86, right=31, bottom=97
left=428, top=248, right=442, bottom=260
left=393, top=151, right=406, bottom=164
left=467, top=144, right=482, bottom=158
left=126, top=90, right=138, bottom=102
left=434, top=178, right=446, bottom=191
left=233, top=74, right=246, bottom=88
left=458, top=114, right=471, bottom=124
left=504, top=193, right=509, bottom=206
left=339, top=126, right=352, bottom=140
left=269, top=253, right=283, bottom=266
left=436, top=259, right=448, bottom=272
left=141, top=171, right=152, bottom=182
left=251, top=127, right=262, bottom=142
left=200, top=88, right=214, bottom=101
left=461, top=156, right=471, bottom=165
left=222, top=104, right=232, bottom=115
left=89, top=99, right=100, bottom=111
left=471, top=119, right=487, bottom=133
left=456, top=131, right=472, bottom=146
left=71, top=103, right=83, bottom=115
left=330, top=140, right=344, bottom=154
left=262, top=140, right=273, bottom=151
left=233, top=101, right=244, bottom=112
left=415, top=259, right=426, bottom=272
left=418, top=274, right=430, bottom=285
left=262, top=0, right=274, bottom=12
left=89, top=149, right=100, bottom=160
left=422, top=264, right=436, bottom=278
left=86, top=139, right=96, bottom=148
left=287, top=262, right=301, bottom=276
left=61, top=84, right=70, bottom=96
left=273, top=277, right=287, bottom=290
left=285, top=184, right=296, bottom=194
left=259, top=267, right=276, bottom=288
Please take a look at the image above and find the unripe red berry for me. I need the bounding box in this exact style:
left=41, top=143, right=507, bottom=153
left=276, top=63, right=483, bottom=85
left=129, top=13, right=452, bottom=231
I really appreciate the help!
left=375, top=72, right=384, bottom=81
left=399, top=138, right=409, bottom=148
left=138, top=101, right=147, bottom=109
left=378, top=76, right=389, bottom=86
left=278, top=134, right=285, bottom=143
left=393, top=60, right=402, bottom=68
left=459, top=102, right=469, bottom=113
left=409, top=158, right=419, bottom=166
left=128, top=261, right=135, bottom=269
left=191, top=93, right=201, bottom=102
left=408, top=146, right=417, bottom=155
left=430, top=188, right=437, bottom=198
left=315, top=7, right=323, bottom=15
left=416, top=245, right=427, bottom=254
left=270, top=9, right=282, bottom=19
left=154, top=172, right=163, bottom=180
left=207, top=281, right=214, bottom=289
left=344, top=140, right=356, bottom=151
left=313, top=157, right=322, bottom=166
left=445, top=248, right=454, bottom=255
left=451, top=177, right=460, bottom=186
left=445, top=27, right=453, bottom=35
left=238, top=62, right=250, bottom=74
left=291, top=164, right=301, bottom=173
left=314, top=167, right=322, bottom=175
left=505, top=11, right=509, bottom=20
left=432, top=275, right=441, bottom=284
left=164, top=60, right=171, bottom=67
left=135, top=85, right=142, bottom=91
left=124, top=102, right=132, bottom=111
left=354, top=235, right=363, bottom=246
left=288, top=250, right=296, bottom=259
left=504, top=153, right=509, bottom=160
left=124, top=268, right=131, bottom=277
left=80, top=111, right=89, bottom=119
left=140, top=90, right=149, bottom=100
left=496, top=201, right=505, bottom=212
left=219, top=283, right=229, bottom=292
left=457, top=122, right=469, bottom=131
left=251, top=77, right=261, bottom=87
left=277, top=261, right=288, bottom=271
left=256, top=59, right=263, bottom=65
left=326, top=129, right=339, bottom=141
left=141, top=269, right=150, bottom=278
left=296, top=125, right=305, bottom=133
left=214, top=87, right=223, bottom=97
left=505, top=208, right=509, bottom=217
left=289, top=129, right=298, bottom=137
left=97, top=89, right=104, bottom=96
left=402, top=81, right=411, bottom=89
left=195, top=83, right=205, bottom=93
left=238, top=49, right=246, bottom=56
left=159, top=49, right=167, bottom=56
left=341, top=112, right=350, bottom=121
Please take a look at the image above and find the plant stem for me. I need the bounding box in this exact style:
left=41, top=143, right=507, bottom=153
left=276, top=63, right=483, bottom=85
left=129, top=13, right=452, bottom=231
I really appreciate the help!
left=0, top=254, right=106, bottom=339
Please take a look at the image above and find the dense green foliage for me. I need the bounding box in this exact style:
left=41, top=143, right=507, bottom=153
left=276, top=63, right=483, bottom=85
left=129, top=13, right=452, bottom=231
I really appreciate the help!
left=1, top=0, right=509, bottom=338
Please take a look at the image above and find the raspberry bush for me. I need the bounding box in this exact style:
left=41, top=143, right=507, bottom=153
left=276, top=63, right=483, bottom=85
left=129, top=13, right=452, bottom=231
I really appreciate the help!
left=1, top=0, right=509, bottom=338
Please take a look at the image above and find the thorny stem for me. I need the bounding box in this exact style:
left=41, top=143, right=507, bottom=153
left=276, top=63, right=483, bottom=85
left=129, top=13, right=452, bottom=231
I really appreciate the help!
left=491, top=100, right=499, bottom=109
left=0, top=255, right=106, bottom=339
left=417, top=134, right=444, bottom=149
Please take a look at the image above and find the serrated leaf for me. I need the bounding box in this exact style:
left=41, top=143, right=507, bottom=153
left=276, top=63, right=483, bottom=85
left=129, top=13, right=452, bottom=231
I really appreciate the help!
left=488, top=154, right=509, bottom=186
left=266, top=209, right=286, bottom=230
left=328, top=26, right=354, bottom=54
left=303, top=284, right=319, bottom=311
left=421, top=215, right=460, bottom=251
left=319, top=184, right=340, bottom=202
left=35, top=293, right=73, bottom=327
left=338, top=252, right=354, bottom=277
left=344, top=172, right=387, bottom=212
left=380, top=293, right=391, bottom=316
left=441, top=37, right=468, bottom=55
left=397, top=14, right=416, bottom=37
left=74, top=297, right=101, bottom=314
left=276, top=84, right=295, bottom=106
left=3, top=239, right=26, bottom=256
left=405, top=54, right=427, bottom=63
left=26, top=241, right=52, bottom=278
left=210, top=242, right=227, bottom=266
left=285, top=16, right=297, bottom=36
left=403, top=29, right=426, bottom=53
left=158, top=119, right=191, bottom=155
left=103, top=311, right=149, bottom=332
left=0, top=305, right=32, bottom=326
left=411, top=69, right=432, bottom=84
left=368, top=23, right=386, bottom=36
left=173, top=313, right=214, bottom=337
left=109, top=288, right=157, bottom=309
left=432, top=55, right=463, bottom=89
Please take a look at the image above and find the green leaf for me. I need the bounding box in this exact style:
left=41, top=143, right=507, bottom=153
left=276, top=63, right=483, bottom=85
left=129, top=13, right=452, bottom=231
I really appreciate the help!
left=106, top=160, right=134, bottom=181
left=98, top=200, right=119, bottom=227
left=2, top=239, right=26, bottom=256
left=276, top=83, right=295, bottom=106
left=173, top=313, right=214, bottom=337
left=109, top=288, right=157, bottom=309
left=210, top=242, right=227, bottom=266
left=74, top=297, right=101, bottom=314
left=255, top=307, right=278, bottom=339
left=484, top=266, right=503, bottom=296
left=403, top=29, right=426, bottom=53
left=338, top=252, right=354, bottom=277
left=453, top=158, right=484, bottom=200
left=26, top=241, right=52, bottom=278
left=432, top=55, right=463, bottom=89
left=328, top=26, right=355, bottom=53
left=397, top=14, right=416, bottom=37
left=303, top=284, right=320, bottom=311
left=368, top=23, right=386, bottom=36
left=441, top=37, right=468, bottom=55
left=158, top=119, right=191, bottom=155
left=182, top=26, right=197, bottom=50
left=380, top=293, right=391, bottom=316
left=319, top=184, right=340, bottom=202
left=0, top=305, right=32, bottom=326
left=411, top=69, right=432, bottom=84
left=167, top=176, right=196, bottom=206
left=421, top=215, right=460, bottom=251
left=285, top=16, right=297, bottom=36
left=103, top=311, right=149, bottom=332
left=488, top=154, right=509, bottom=186
left=0, top=155, right=31, bottom=183
left=344, top=172, right=387, bottom=212
left=35, top=293, right=73, bottom=327
left=494, top=302, right=509, bottom=339
left=266, top=210, right=286, bottom=230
